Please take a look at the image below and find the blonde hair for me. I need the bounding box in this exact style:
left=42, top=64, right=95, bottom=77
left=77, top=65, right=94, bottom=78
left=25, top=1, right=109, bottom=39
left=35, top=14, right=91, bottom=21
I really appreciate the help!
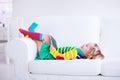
left=86, top=43, right=104, bottom=59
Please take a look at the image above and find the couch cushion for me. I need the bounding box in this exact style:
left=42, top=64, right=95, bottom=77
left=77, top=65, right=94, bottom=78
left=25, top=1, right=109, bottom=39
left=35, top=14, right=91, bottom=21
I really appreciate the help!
left=100, top=17, right=120, bottom=59
left=101, top=59, right=120, bottom=76
left=29, top=59, right=101, bottom=76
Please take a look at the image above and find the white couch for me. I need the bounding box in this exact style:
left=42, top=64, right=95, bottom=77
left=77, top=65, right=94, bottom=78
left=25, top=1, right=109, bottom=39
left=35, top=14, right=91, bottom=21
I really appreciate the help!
left=5, top=16, right=120, bottom=80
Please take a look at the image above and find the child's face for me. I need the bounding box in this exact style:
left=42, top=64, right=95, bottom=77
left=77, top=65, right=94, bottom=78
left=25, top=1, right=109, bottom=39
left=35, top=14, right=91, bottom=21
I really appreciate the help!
left=80, top=43, right=93, bottom=57
left=80, top=43, right=104, bottom=59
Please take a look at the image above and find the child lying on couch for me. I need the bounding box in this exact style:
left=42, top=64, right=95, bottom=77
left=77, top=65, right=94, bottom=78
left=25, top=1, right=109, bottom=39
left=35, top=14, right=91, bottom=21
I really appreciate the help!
left=19, top=28, right=104, bottom=60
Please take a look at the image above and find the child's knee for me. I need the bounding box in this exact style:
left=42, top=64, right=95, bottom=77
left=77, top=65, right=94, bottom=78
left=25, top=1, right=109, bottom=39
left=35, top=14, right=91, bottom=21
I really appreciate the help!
left=42, top=34, right=51, bottom=45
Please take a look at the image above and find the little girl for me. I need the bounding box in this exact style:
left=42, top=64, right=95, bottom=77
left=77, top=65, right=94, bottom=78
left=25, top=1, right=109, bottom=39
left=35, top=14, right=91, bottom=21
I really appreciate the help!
left=19, top=28, right=104, bottom=60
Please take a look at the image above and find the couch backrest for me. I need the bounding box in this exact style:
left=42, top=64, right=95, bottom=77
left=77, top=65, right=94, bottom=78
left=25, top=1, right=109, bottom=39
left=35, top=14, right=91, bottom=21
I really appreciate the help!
left=100, top=16, right=120, bottom=59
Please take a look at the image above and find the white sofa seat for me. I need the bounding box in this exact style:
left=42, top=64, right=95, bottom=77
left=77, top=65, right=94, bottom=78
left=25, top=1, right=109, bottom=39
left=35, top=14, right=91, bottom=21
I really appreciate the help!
left=29, top=59, right=101, bottom=76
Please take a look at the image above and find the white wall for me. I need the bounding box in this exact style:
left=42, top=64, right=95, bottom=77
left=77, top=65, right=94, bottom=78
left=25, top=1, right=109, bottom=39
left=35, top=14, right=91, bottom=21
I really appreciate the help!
left=13, top=0, right=120, bottom=17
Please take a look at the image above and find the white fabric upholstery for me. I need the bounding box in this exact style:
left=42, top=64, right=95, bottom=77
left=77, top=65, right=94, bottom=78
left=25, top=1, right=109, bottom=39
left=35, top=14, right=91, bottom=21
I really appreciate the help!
left=100, top=16, right=120, bottom=59
left=29, top=75, right=120, bottom=80
left=5, top=38, right=37, bottom=62
left=29, top=59, right=101, bottom=76
left=5, top=38, right=37, bottom=80
left=101, top=59, right=120, bottom=76
left=99, top=16, right=120, bottom=77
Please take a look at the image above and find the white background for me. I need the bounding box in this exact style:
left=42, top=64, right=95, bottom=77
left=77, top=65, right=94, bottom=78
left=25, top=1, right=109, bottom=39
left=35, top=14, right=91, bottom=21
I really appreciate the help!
left=13, top=0, right=120, bottom=17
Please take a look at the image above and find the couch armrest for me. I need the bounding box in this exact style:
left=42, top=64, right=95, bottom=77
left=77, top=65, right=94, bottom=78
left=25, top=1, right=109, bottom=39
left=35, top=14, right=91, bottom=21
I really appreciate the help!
left=5, top=38, right=37, bottom=62
left=5, top=38, right=37, bottom=80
